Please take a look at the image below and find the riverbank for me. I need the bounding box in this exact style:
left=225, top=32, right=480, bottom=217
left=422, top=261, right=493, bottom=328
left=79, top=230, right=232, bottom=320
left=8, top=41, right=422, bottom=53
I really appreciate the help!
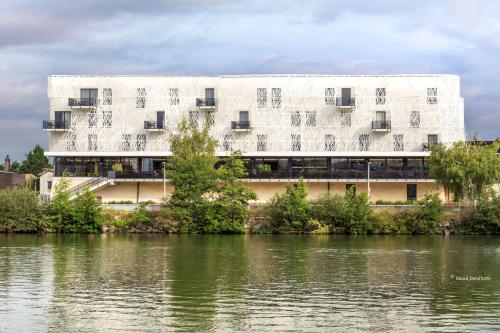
left=1, top=185, right=498, bottom=235
left=96, top=204, right=487, bottom=235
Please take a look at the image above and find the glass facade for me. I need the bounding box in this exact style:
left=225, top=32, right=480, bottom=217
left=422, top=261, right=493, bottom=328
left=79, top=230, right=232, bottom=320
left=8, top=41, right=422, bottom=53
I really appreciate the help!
left=54, top=156, right=429, bottom=180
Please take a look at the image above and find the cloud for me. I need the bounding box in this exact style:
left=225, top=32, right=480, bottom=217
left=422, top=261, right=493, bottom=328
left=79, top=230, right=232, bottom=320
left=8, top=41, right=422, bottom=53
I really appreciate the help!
left=0, top=0, right=499, bottom=160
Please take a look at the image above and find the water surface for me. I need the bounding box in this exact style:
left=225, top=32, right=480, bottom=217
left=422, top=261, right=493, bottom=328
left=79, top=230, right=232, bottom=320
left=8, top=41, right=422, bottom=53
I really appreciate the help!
left=0, top=234, right=499, bottom=332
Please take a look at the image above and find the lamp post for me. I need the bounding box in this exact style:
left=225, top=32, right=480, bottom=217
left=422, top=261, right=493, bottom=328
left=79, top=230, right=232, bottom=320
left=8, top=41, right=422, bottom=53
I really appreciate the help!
left=367, top=161, right=371, bottom=200
left=162, top=161, right=166, bottom=197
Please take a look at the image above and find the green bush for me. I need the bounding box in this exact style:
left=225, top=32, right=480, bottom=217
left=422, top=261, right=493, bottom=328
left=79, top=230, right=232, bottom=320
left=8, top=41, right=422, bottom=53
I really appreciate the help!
left=374, top=199, right=411, bottom=205
left=128, top=203, right=153, bottom=225
left=464, top=190, right=500, bottom=234
left=0, top=186, right=47, bottom=232
left=370, top=210, right=407, bottom=234
left=107, top=200, right=134, bottom=204
left=310, top=189, right=372, bottom=234
left=404, top=194, right=444, bottom=234
left=267, top=179, right=309, bottom=232
left=47, top=178, right=103, bottom=233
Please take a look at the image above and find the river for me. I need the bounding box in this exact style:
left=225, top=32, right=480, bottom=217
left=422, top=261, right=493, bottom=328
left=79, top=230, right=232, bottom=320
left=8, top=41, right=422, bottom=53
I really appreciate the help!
left=0, top=234, right=499, bottom=332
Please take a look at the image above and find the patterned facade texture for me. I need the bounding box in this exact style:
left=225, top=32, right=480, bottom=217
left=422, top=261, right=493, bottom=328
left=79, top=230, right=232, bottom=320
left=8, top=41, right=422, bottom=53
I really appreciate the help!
left=46, top=75, right=465, bottom=156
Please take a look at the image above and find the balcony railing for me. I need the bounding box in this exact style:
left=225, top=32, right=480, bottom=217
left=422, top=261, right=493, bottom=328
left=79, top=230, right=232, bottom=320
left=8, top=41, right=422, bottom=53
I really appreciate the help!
left=144, top=121, right=164, bottom=131
left=372, top=120, right=391, bottom=131
left=231, top=121, right=251, bottom=130
left=68, top=98, right=97, bottom=107
left=336, top=97, right=356, bottom=107
left=196, top=98, right=217, bottom=108
left=42, top=120, right=70, bottom=130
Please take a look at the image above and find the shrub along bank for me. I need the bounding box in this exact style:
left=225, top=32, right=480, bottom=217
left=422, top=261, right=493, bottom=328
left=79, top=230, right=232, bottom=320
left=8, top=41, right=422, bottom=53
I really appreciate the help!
left=0, top=181, right=498, bottom=234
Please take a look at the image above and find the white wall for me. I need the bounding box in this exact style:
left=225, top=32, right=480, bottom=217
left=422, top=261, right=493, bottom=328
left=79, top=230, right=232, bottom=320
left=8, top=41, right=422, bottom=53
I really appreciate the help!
left=46, top=74, right=465, bottom=156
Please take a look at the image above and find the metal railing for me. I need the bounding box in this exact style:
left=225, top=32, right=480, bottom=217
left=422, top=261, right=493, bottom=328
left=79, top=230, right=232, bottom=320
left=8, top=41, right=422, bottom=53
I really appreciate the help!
left=196, top=98, right=217, bottom=107
left=115, top=170, right=164, bottom=179
left=43, top=120, right=70, bottom=130
left=68, top=177, right=108, bottom=197
left=231, top=121, right=251, bottom=130
left=336, top=97, right=356, bottom=107
left=68, top=98, right=97, bottom=107
left=246, top=169, right=428, bottom=179
left=372, top=120, right=391, bottom=130
left=144, top=121, right=164, bottom=130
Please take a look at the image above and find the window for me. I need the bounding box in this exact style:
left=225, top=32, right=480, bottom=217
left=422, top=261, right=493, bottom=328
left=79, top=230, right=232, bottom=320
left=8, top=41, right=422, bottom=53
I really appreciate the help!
left=189, top=110, right=199, bottom=126
left=376, top=88, right=386, bottom=105
left=88, top=110, right=98, bottom=128
left=81, top=89, right=97, bottom=105
left=121, top=134, right=132, bottom=151
left=223, top=134, right=233, bottom=151
left=325, top=88, right=335, bottom=105
left=136, top=134, right=147, bottom=151
left=410, top=111, right=420, bottom=128
left=102, top=88, right=112, bottom=105
left=257, top=88, right=267, bottom=108
left=272, top=88, right=281, bottom=108
left=102, top=111, right=112, bottom=128
left=359, top=134, right=370, bottom=151
left=54, top=111, right=71, bottom=129
left=136, top=88, right=146, bottom=108
left=340, top=111, right=351, bottom=127
left=325, top=135, right=336, bottom=151
left=291, top=134, right=301, bottom=151
left=66, top=133, right=77, bottom=151
left=170, top=88, right=179, bottom=105
left=205, top=111, right=215, bottom=127
left=257, top=134, right=267, bottom=151
left=291, top=111, right=301, bottom=127
left=346, top=184, right=356, bottom=195
left=407, top=184, right=417, bottom=202
left=306, top=111, right=316, bottom=127
left=428, top=134, right=438, bottom=146
left=393, top=134, right=404, bottom=151
left=88, top=134, right=97, bottom=151
left=239, top=111, right=249, bottom=122
left=156, top=111, right=165, bottom=129
left=427, top=88, right=437, bottom=104
left=47, top=181, right=52, bottom=190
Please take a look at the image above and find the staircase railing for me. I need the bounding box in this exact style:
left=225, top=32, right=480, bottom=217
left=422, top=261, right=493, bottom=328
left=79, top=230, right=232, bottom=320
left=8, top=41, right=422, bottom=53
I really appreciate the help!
left=69, top=177, right=108, bottom=197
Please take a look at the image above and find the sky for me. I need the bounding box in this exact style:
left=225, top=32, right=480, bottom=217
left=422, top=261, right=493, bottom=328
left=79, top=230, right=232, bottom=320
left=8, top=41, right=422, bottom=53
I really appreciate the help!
left=0, top=0, right=499, bottom=161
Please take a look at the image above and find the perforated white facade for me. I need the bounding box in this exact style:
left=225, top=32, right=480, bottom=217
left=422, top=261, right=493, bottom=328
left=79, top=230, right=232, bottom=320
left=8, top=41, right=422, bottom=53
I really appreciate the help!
left=45, top=74, right=464, bottom=157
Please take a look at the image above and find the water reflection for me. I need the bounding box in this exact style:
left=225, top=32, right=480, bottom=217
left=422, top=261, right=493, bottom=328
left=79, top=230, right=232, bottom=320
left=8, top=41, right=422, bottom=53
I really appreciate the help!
left=0, top=234, right=498, bottom=332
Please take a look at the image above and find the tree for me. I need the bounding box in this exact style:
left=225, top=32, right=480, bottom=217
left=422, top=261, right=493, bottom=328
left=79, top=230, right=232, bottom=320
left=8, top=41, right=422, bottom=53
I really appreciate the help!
left=71, top=189, right=103, bottom=233
left=46, top=177, right=74, bottom=231
left=0, top=186, right=46, bottom=232
left=18, top=145, right=50, bottom=175
left=429, top=141, right=500, bottom=203
left=204, top=151, right=257, bottom=233
left=165, top=117, right=218, bottom=232
left=267, top=179, right=309, bottom=232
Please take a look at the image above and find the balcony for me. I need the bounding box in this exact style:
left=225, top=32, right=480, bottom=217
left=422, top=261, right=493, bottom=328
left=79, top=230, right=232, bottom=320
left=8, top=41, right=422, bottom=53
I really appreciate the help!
left=231, top=121, right=251, bottom=131
left=68, top=98, right=97, bottom=108
left=43, top=120, right=70, bottom=131
left=196, top=98, right=217, bottom=109
left=144, top=121, right=165, bottom=132
left=336, top=97, right=356, bottom=109
left=372, top=120, right=391, bottom=132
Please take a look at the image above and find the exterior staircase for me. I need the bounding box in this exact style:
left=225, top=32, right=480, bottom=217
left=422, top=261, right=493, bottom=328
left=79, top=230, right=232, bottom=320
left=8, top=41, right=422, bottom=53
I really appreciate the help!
left=69, top=177, right=113, bottom=199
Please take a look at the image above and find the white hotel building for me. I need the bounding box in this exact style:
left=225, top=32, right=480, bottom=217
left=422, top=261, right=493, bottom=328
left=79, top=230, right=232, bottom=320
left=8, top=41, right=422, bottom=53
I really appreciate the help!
left=43, top=74, right=465, bottom=203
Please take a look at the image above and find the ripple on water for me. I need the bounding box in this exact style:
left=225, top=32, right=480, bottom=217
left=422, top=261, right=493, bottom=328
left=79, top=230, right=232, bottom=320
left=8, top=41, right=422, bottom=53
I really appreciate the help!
left=0, top=234, right=499, bottom=332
